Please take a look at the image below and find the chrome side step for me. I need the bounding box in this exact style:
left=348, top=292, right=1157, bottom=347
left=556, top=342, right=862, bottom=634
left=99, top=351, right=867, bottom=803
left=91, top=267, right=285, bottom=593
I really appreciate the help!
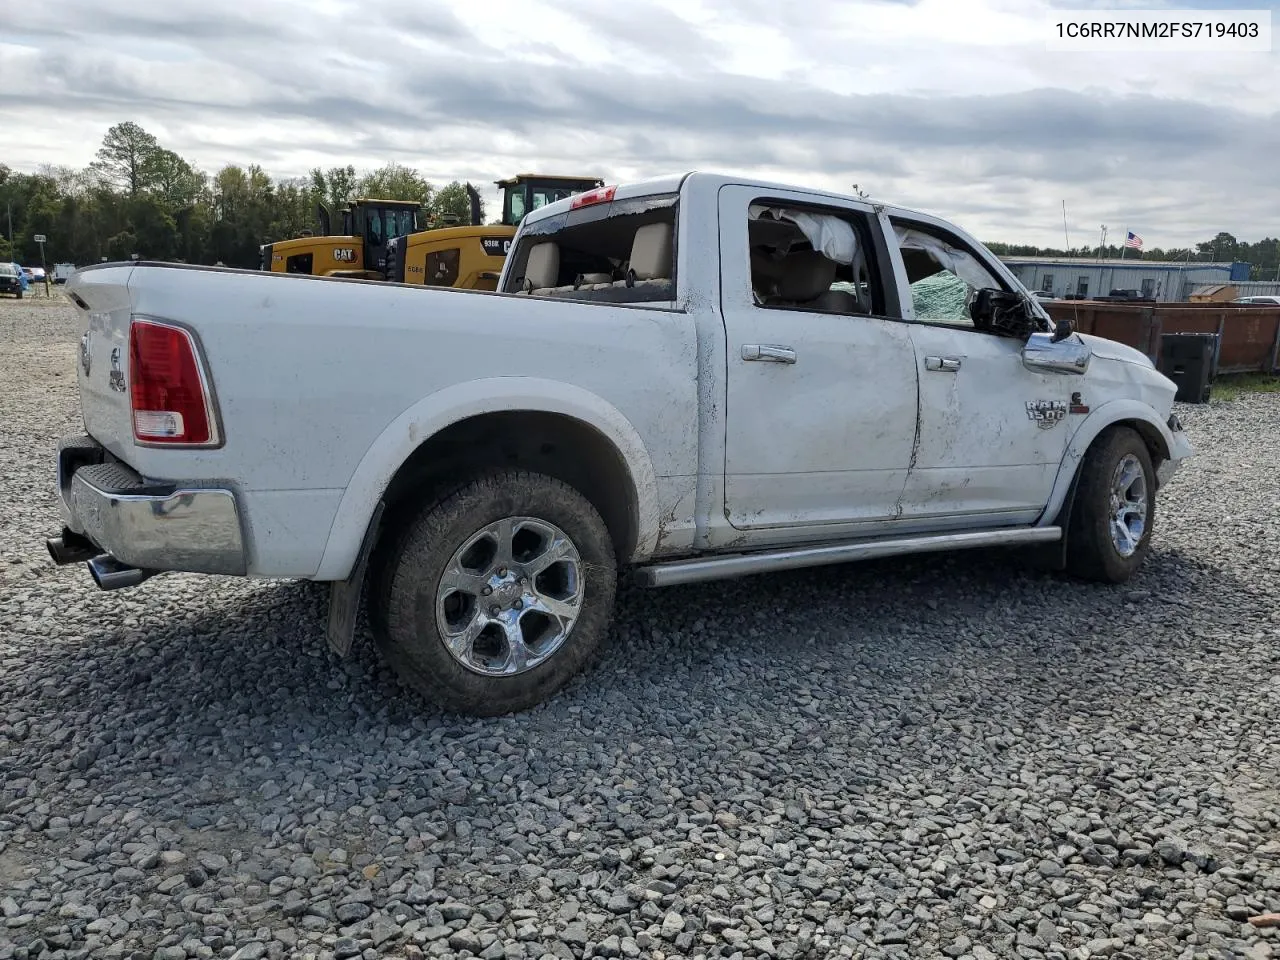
left=633, top=526, right=1062, bottom=588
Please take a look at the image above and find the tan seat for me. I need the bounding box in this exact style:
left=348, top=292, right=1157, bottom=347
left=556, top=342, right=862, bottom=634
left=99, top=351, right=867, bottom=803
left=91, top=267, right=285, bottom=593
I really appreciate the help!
left=516, top=241, right=560, bottom=295
left=613, top=222, right=673, bottom=294
left=768, top=250, right=837, bottom=305
left=812, top=289, right=863, bottom=315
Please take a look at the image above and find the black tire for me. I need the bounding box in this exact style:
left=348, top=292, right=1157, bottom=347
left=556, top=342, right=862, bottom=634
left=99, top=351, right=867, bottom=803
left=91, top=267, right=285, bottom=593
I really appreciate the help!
left=1064, top=426, right=1156, bottom=583
left=15, top=289, right=22, bottom=300
left=370, top=469, right=618, bottom=716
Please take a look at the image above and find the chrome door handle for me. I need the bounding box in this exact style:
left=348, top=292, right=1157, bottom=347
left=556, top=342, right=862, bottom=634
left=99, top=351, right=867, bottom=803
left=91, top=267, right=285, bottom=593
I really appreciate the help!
left=925, top=356, right=961, bottom=372
left=742, top=344, right=796, bottom=363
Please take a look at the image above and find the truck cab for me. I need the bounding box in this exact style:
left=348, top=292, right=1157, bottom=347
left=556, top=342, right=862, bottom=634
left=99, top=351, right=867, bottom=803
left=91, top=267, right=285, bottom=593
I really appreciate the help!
left=496, top=174, right=606, bottom=226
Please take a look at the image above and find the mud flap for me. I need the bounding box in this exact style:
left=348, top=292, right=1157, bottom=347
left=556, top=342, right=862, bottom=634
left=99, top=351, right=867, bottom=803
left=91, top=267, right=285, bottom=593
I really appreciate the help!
left=326, top=500, right=385, bottom=657
left=1028, top=468, right=1082, bottom=572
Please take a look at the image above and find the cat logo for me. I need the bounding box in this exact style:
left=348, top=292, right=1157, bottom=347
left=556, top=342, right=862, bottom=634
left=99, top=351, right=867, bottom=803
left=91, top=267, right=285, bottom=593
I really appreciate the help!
left=1025, top=399, right=1067, bottom=429
left=333, top=248, right=357, bottom=263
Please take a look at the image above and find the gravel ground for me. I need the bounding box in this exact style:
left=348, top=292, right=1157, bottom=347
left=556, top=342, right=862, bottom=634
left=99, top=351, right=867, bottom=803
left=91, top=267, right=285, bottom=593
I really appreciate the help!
left=1, top=293, right=1279, bottom=960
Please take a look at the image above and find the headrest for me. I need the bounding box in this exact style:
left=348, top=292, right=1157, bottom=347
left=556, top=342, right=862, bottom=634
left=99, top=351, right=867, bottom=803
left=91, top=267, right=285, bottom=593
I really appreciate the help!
left=776, top=250, right=838, bottom=301
left=629, top=223, right=672, bottom=281
left=523, top=242, right=559, bottom=290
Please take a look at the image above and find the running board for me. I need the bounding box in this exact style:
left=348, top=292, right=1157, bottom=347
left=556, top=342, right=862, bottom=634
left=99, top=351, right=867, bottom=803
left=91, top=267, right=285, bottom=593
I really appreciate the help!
left=633, top=526, right=1062, bottom=588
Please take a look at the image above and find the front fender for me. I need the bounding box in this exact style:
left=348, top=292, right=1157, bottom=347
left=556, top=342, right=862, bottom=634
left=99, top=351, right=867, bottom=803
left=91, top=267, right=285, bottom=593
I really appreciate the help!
left=312, top=377, right=661, bottom=580
left=1037, top=398, right=1188, bottom=527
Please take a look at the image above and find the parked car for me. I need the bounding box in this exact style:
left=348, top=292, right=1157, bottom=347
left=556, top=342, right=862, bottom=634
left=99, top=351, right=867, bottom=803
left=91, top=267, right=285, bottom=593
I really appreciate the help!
left=49, top=171, right=1193, bottom=716
left=1032, top=290, right=1059, bottom=301
left=1093, top=289, right=1156, bottom=303
left=1232, top=295, right=1280, bottom=306
left=0, top=262, right=23, bottom=298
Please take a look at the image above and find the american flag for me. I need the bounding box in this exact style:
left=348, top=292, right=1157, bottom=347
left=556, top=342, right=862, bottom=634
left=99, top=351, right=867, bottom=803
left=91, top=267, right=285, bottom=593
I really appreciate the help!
left=1125, top=231, right=1144, bottom=250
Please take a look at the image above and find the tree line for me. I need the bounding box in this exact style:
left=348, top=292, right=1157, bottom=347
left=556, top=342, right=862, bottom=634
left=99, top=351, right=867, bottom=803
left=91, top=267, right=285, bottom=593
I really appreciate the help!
left=986, top=233, right=1280, bottom=281
left=4, top=120, right=1278, bottom=280
left=0, top=122, right=486, bottom=270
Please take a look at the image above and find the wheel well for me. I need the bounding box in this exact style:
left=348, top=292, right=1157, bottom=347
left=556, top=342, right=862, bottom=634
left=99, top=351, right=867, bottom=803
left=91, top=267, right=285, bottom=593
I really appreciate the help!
left=1111, top=418, right=1169, bottom=472
left=378, top=411, right=639, bottom=561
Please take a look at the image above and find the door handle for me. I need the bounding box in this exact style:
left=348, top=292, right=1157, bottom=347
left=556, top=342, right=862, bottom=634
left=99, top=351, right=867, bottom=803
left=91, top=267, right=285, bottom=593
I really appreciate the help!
left=925, top=356, right=961, bottom=372
left=742, top=344, right=796, bottom=363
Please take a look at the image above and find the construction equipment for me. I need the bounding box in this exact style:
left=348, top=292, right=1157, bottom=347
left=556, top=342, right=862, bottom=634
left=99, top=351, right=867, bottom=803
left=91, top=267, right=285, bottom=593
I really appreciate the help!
left=261, top=174, right=605, bottom=291
left=260, top=198, right=423, bottom=280
left=385, top=174, right=604, bottom=291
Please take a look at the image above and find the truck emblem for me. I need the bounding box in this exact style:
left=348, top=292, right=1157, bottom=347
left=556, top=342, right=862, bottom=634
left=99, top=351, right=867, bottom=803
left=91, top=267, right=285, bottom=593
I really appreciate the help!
left=79, top=332, right=92, bottom=376
left=1026, top=399, right=1067, bottom=429
left=109, top=346, right=127, bottom=393
left=333, top=247, right=357, bottom=263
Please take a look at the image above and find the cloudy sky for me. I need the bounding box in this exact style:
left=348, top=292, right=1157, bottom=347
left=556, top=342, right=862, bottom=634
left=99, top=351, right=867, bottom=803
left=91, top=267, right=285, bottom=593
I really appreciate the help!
left=1, top=0, right=1277, bottom=247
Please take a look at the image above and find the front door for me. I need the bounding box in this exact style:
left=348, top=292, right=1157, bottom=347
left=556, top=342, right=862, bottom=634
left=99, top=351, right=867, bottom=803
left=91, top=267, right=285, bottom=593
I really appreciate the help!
left=889, top=217, right=1071, bottom=524
left=716, top=185, right=920, bottom=542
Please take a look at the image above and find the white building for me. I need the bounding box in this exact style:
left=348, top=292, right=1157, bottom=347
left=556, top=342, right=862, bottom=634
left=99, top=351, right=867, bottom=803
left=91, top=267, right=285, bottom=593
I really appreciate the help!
left=1000, top=257, right=1252, bottom=302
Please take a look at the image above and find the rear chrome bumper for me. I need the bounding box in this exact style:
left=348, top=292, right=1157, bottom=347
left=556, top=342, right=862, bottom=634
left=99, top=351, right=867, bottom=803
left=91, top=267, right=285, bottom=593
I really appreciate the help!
left=54, top=434, right=247, bottom=576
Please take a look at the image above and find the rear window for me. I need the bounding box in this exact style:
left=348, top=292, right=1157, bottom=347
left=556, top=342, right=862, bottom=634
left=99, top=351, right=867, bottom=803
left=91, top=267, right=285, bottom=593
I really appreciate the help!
left=502, top=193, right=678, bottom=306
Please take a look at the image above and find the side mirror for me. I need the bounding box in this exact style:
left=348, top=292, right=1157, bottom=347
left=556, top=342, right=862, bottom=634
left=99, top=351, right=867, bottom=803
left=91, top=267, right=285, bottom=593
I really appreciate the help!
left=1050, top=317, right=1074, bottom=343
left=971, top=288, right=1040, bottom=339
left=1023, top=329, right=1091, bottom=375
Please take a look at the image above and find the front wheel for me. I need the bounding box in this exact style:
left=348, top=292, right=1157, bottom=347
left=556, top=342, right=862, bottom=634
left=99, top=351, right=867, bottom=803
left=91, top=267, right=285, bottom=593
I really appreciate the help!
left=1065, top=426, right=1156, bottom=583
left=371, top=469, right=618, bottom=716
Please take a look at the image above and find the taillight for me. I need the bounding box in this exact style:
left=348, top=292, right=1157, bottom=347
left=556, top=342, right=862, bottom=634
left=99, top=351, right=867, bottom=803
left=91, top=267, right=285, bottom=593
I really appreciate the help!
left=128, top=319, right=219, bottom=445
left=570, top=185, right=616, bottom=209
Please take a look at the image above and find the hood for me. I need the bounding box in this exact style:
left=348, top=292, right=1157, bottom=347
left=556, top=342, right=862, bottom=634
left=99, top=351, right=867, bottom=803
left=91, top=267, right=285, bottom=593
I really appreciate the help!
left=1078, top=333, right=1155, bottom=369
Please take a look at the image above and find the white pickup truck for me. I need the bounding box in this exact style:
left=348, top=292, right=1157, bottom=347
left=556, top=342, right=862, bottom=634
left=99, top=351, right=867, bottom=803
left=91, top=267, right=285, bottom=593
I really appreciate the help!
left=48, top=172, right=1193, bottom=716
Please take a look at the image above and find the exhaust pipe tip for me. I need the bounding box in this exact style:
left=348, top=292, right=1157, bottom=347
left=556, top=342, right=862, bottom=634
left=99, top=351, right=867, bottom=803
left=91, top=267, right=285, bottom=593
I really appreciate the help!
left=47, top=528, right=102, bottom=565
left=87, top=555, right=157, bottom=591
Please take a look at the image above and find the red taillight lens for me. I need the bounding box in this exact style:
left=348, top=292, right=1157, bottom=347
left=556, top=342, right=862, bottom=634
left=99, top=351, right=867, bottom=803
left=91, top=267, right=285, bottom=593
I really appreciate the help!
left=570, top=185, right=616, bottom=209
left=128, top=319, right=216, bottom=445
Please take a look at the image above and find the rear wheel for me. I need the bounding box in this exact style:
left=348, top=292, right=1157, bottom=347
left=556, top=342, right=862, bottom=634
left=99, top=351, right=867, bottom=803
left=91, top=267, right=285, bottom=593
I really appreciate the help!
left=1065, top=426, right=1156, bottom=583
left=371, top=469, right=618, bottom=716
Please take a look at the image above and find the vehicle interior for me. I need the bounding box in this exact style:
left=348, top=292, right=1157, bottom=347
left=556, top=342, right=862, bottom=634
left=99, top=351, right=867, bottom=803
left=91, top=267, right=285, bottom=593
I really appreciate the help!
left=506, top=205, right=677, bottom=303
left=747, top=206, right=879, bottom=315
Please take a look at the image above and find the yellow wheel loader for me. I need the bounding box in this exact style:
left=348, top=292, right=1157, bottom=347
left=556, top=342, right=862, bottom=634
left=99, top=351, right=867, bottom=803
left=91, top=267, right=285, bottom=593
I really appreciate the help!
left=259, top=174, right=603, bottom=290
left=384, top=174, right=604, bottom=290
left=259, top=198, right=422, bottom=280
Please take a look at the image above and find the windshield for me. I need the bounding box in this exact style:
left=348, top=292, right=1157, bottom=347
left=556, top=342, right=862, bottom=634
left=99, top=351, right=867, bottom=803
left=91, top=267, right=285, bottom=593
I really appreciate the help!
left=0, top=263, right=17, bottom=276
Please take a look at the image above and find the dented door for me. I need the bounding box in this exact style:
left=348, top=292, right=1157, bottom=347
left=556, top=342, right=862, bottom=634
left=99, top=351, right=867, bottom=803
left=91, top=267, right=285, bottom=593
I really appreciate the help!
left=716, top=184, right=920, bottom=535
left=900, top=323, right=1071, bottom=523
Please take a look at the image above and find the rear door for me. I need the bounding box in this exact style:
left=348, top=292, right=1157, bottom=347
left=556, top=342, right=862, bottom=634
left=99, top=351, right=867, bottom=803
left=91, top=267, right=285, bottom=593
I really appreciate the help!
left=716, top=184, right=919, bottom=542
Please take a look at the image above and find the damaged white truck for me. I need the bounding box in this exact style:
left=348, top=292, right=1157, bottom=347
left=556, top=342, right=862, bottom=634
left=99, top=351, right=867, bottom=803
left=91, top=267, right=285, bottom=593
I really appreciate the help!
left=48, top=172, right=1193, bottom=716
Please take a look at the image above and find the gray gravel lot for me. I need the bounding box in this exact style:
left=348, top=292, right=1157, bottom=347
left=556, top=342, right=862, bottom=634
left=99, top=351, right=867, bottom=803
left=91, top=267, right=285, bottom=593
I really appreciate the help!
left=1, top=294, right=1278, bottom=960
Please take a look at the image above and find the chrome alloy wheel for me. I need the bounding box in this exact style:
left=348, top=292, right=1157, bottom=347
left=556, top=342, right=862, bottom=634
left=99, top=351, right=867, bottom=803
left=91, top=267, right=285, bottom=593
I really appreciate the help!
left=434, top=517, right=585, bottom=676
left=1108, top=453, right=1148, bottom=558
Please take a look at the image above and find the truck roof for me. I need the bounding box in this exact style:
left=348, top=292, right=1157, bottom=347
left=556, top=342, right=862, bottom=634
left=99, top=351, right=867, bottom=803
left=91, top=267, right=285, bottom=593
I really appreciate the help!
left=516, top=170, right=962, bottom=238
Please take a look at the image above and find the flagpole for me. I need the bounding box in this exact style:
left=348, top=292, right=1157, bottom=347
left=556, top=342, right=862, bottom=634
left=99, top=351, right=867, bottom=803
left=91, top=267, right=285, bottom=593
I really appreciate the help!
left=1120, top=230, right=1127, bottom=261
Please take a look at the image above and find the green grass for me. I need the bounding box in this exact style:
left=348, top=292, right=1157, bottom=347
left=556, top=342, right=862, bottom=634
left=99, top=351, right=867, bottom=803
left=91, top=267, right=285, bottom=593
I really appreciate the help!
left=1211, top=372, right=1280, bottom=401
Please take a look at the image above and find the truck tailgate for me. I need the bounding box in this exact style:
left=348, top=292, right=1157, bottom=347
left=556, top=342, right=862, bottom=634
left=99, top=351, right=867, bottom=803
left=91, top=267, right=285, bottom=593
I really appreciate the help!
left=66, top=265, right=140, bottom=465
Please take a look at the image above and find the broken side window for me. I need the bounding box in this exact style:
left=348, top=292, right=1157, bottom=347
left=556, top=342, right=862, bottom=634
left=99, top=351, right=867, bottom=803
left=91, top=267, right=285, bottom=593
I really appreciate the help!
left=892, top=221, right=1004, bottom=329
left=747, top=202, right=882, bottom=316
